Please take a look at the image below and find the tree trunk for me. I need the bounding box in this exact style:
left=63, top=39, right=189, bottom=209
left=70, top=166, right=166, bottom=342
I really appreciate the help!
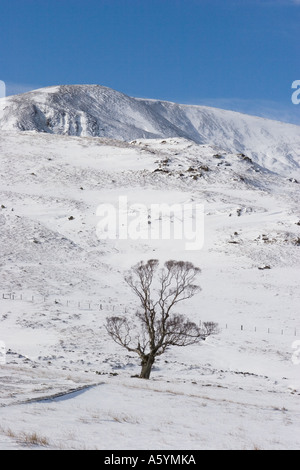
left=139, top=354, right=155, bottom=379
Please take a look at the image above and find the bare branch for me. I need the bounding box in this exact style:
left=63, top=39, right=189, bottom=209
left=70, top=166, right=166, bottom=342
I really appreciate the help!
left=201, top=321, right=220, bottom=337
left=105, top=260, right=219, bottom=379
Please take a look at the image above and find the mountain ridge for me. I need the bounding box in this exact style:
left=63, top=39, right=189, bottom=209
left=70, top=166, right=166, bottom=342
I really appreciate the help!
left=0, top=84, right=299, bottom=176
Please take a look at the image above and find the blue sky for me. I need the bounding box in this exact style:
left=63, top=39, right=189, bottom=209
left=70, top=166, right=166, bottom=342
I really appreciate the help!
left=0, top=0, right=299, bottom=124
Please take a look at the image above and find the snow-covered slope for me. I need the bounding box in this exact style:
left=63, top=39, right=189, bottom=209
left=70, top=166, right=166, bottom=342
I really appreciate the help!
left=0, top=85, right=299, bottom=176
left=0, top=131, right=299, bottom=449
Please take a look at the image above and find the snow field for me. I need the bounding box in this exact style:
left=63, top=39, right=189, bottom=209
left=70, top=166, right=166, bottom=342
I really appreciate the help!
left=0, top=132, right=299, bottom=449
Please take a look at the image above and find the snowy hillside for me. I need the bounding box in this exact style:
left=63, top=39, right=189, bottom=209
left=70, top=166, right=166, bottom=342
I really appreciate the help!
left=0, top=84, right=300, bottom=176
left=0, top=129, right=299, bottom=450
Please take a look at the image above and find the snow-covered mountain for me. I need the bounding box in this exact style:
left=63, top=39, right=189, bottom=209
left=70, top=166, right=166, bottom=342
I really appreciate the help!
left=0, top=84, right=299, bottom=176
left=0, top=87, right=300, bottom=450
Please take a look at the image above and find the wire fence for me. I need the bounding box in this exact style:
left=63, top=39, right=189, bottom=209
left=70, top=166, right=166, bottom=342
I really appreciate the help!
left=222, top=322, right=298, bottom=338
left=1, top=292, right=127, bottom=312
left=1, top=292, right=299, bottom=338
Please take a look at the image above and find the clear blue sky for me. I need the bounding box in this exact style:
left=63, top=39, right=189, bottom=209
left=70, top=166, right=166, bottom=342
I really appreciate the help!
left=0, top=0, right=299, bottom=123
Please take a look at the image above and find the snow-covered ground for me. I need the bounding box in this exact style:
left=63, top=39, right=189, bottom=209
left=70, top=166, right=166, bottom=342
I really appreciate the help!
left=0, top=130, right=299, bottom=450
left=1, top=85, right=300, bottom=177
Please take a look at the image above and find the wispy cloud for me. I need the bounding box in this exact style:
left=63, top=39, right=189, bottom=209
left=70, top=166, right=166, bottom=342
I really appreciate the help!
left=5, top=82, right=41, bottom=96
left=282, top=0, right=300, bottom=4
left=268, top=0, right=300, bottom=4
left=186, top=97, right=300, bottom=125
left=245, top=0, right=300, bottom=4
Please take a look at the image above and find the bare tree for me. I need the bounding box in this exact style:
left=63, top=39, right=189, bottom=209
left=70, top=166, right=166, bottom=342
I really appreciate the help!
left=106, top=259, right=219, bottom=379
